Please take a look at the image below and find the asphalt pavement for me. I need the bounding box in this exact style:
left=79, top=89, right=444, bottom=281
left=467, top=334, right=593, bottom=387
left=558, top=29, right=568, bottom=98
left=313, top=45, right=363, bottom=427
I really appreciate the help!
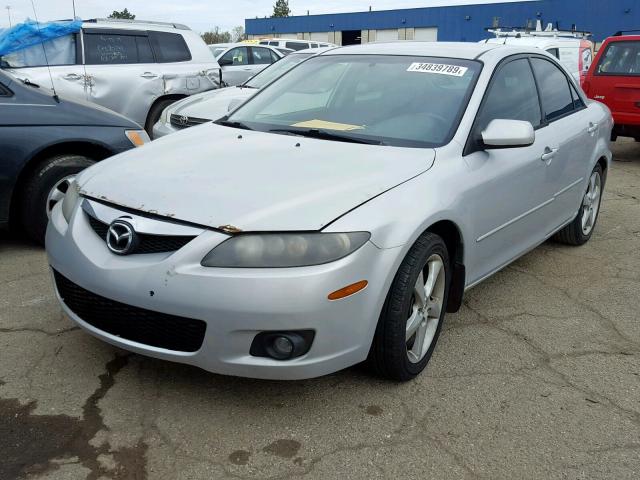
left=1, top=140, right=639, bottom=480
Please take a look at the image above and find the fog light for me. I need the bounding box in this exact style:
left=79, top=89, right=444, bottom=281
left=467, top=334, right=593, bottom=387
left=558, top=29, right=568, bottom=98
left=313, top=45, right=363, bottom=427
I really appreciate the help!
left=250, top=330, right=315, bottom=360
left=270, top=336, right=294, bottom=359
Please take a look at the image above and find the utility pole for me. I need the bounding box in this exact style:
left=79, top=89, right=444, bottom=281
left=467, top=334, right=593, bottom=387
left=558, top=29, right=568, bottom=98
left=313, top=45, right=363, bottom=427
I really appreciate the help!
left=5, top=5, right=11, bottom=28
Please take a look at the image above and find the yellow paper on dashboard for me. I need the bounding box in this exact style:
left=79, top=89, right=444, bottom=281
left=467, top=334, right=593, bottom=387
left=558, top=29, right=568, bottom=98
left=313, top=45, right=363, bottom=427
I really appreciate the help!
left=291, top=119, right=364, bottom=131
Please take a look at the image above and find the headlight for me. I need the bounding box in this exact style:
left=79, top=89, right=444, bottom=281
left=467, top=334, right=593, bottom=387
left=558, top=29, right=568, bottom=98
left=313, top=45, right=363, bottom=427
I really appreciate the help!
left=201, top=232, right=371, bottom=268
left=125, top=129, right=150, bottom=147
left=61, top=181, right=80, bottom=222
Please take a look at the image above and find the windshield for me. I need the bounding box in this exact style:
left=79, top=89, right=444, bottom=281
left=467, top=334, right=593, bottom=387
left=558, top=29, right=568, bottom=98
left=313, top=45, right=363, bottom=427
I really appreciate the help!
left=245, top=53, right=313, bottom=89
left=227, top=55, right=481, bottom=148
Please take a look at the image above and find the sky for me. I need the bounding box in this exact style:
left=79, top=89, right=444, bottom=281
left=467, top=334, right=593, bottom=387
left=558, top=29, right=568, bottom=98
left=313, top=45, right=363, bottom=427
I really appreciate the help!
left=1, top=1, right=532, bottom=33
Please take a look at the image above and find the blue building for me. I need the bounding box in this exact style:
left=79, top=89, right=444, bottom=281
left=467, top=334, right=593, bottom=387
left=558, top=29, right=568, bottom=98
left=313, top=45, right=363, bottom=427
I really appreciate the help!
left=245, top=0, right=639, bottom=45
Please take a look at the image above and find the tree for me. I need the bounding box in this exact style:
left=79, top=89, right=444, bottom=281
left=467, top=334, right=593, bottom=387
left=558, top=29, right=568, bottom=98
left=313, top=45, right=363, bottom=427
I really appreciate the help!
left=108, top=8, right=135, bottom=20
left=272, top=0, right=291, bottom=18
left=201, top=27, right=232, bottom=45
left=232, top=26, right=245, bottom=42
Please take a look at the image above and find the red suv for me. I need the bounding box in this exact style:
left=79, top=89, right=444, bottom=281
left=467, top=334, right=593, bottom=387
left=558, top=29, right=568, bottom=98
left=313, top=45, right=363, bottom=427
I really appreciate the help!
left=583, top=32, right=640, bottom=141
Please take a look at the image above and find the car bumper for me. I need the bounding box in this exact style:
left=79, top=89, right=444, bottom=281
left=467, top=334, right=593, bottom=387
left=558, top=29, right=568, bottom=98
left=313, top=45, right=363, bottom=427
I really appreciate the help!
left=152, top=120, right=178, bottom=139
left=46, top=203, right=399, bottom=380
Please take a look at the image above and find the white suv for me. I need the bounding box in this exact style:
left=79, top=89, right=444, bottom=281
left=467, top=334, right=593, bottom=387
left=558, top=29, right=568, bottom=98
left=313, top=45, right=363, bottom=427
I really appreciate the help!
left=259, top=39, right=336, bottom=51
left=1, top=19, right=221, bottom=134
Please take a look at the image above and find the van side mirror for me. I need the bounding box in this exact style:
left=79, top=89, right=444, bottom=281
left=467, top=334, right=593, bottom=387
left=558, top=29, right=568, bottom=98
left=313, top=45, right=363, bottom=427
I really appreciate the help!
left=481, top=119, right=535, bottom=149
left=218, top=58, right=233, bottom=67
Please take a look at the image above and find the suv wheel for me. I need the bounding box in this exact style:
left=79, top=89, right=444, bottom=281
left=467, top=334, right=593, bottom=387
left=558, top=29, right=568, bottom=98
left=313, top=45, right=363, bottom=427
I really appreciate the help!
left=20, top=154, right=95, bottom=244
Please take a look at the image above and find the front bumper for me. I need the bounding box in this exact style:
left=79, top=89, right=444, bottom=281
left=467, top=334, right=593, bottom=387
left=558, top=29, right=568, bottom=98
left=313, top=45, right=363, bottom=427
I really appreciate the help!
left=46, top=202, right=400, bottom=380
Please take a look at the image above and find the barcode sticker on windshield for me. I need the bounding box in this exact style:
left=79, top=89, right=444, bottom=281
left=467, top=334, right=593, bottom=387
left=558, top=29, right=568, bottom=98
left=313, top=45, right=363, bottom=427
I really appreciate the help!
left=407, top=63, right=468, bottom=76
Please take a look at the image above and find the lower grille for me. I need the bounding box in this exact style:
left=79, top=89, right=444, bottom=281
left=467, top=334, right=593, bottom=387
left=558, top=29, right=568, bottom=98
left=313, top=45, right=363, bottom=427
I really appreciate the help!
left=170, top=114, right=210, bottom=129
left=53, top=270, right=207, bottom=352
left=87, top=213, right=195, bottom=254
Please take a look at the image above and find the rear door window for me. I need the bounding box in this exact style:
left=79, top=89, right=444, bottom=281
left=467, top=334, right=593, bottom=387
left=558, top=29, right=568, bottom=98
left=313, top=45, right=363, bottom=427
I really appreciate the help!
left=596, top=41, right=640, bottom=76
left=84, top=31, right=154, bottom=65
left=149, top=32, right=191, bottom=63
left=251, top=47, right=275, bottom=65
left=546, top=48, right=560, bottom=59
left=530, top=57, right=575, bottom=122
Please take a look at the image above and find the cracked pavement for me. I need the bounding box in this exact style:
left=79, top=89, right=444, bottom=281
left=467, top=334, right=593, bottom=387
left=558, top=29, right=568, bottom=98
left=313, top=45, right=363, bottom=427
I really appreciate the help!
left=1, top=140, right=639, bottom=480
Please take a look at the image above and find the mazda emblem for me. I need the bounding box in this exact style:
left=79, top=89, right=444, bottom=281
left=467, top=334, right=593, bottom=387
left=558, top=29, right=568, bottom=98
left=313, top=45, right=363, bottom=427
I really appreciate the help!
left=106, top=220, right=137, bottom=255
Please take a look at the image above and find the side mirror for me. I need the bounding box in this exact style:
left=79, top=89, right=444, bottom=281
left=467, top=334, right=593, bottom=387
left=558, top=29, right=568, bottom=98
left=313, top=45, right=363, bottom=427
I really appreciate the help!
left=481, top=119, right=535, bottom=149
left=218, top=58, right=233, bottom=67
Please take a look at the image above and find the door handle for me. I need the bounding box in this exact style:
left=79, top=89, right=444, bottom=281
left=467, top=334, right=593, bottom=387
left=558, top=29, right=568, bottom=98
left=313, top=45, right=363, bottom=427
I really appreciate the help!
left=140, top=72, right=159, bottom=79
left=587, top=122, right=599, bottom=134
left=63, top=73, right=82, bottom=80
left=541, top=147, right=558, bottom=162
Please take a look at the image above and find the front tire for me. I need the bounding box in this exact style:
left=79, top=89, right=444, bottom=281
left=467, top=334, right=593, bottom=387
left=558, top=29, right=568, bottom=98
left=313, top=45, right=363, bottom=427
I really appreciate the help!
left=368, top=232, right=450, bottom=382
left=145, top=99, right=179, bottom=138
left=553, top=164, right=603, bottom=246
left=20, top=154, right=95, bottom=244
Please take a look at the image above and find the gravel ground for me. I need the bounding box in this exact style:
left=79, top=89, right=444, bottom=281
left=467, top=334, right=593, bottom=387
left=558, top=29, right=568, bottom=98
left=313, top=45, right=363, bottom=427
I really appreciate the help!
left=1, top=140, right=639, bottom=480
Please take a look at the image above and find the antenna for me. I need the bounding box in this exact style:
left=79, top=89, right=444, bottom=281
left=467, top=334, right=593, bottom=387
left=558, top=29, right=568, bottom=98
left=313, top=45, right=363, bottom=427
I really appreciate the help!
left=72, top=0, right=76, bottom=18
left=29, top=0, right=59, bottom=102
left=5, top=5, right=11, bottom=28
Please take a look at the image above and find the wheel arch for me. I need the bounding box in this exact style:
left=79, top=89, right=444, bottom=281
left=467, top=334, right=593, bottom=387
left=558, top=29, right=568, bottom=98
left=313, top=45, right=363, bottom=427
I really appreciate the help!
left=423, top=220, right=466, bottom=313
left=8, top=141, right=114, bottom=226
left=145, top=94, right=188, bottom=128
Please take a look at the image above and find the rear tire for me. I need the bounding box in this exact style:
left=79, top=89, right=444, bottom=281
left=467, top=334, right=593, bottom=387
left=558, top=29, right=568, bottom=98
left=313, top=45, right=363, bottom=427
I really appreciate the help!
left=368, top=232, right=450, bottom=382
left=145, top=99, right=180, bottom=138
left=553, top=164, right=603, bottom=246
left=20, top=154, right=94, bottom=244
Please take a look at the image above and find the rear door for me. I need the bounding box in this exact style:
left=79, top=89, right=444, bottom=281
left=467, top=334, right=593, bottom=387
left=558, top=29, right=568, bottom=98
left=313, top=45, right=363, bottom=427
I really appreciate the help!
left=530, top=56, right=597, bottom=228
left=82, top=28, right=161, bottom=125
left=248, top=46, right=280, bottom=77
left=590, top=39, right=640, bottom=127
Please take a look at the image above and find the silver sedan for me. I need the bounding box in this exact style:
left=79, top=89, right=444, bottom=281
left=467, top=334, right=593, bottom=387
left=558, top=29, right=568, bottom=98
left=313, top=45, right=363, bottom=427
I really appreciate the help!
left=47, top=42, right=612, bottom=381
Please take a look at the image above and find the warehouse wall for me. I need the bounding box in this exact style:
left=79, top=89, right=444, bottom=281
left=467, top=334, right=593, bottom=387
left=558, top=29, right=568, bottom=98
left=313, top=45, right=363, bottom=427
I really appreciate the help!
left=246, top=0, right=640, bottom=43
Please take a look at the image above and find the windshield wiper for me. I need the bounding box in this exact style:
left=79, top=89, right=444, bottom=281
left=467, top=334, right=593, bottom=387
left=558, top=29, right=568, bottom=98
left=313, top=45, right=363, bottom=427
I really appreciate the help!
left=269, top=128, right=384, bottom=145
left=216, top=119, right=254, bottom=131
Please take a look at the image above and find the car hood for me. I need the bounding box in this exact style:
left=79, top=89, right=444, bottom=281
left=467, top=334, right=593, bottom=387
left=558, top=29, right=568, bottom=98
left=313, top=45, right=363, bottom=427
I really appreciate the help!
left=78, top=123, right=435, bottom=231
left=169, top=86, right=257, bottom=120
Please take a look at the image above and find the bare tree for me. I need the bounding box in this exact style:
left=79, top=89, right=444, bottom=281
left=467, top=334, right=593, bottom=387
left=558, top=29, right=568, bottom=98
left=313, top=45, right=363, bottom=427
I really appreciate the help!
left=202, top=27, right=232, bottom=45
left=232, top=26, right=245, bottom=42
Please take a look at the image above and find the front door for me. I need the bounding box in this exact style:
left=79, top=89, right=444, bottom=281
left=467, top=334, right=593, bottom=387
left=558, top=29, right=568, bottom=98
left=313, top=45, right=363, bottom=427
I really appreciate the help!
left=464, top=57, right=555, bottom=285
left=219, top=46, right=253, bottom=86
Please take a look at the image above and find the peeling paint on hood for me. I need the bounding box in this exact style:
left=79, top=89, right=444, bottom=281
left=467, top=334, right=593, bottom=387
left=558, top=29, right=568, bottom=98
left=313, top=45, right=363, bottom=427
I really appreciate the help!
left=77, top=123, right=435, bottom=231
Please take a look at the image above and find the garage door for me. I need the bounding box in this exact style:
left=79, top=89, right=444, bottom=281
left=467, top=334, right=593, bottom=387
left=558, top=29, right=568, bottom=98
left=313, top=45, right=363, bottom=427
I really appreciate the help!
left=310, top=32, right=329, bottom=42
left=376, top=29, right=400, bottom=42
left=414, top=28, right=438, bottom=41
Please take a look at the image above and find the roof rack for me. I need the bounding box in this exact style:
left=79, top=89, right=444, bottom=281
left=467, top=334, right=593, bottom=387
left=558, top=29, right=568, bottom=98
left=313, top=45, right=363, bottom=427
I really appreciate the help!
left=82, top=18, right=190, bottom=30
left=486, top=20, right=591, bottom=39
left=613, top=30, right=640, bottom=36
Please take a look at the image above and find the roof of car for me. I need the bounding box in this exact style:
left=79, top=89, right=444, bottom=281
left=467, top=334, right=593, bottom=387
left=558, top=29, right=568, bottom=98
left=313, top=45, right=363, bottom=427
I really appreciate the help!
left=322, top=42, right=512, bottom=60
left=482, top=36, right=585, bottom=47
left=82, top=18, right=190, bottom=31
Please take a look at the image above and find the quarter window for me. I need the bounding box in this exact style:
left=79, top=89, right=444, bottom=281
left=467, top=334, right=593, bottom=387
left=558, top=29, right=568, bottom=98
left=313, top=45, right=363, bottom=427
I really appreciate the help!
left=530, top=58, right=575, bottom=122
left=84, top=32, right=154, bottom=65
left=149, top=32, right=191, bottom=63
left=476, top=58, right=542, bottom=130
left=0, top=82, right=11, bottom=96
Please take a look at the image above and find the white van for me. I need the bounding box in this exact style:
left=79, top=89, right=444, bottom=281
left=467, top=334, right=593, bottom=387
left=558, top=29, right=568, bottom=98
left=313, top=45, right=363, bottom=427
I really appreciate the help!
left=259, top=38, right=336, bottom=51
left=482, top=24, right=594, bottom=83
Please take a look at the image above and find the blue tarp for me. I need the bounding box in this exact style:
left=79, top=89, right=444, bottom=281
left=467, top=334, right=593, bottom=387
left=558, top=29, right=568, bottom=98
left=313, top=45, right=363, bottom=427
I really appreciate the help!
left=0, top=18, right=82, bottom=57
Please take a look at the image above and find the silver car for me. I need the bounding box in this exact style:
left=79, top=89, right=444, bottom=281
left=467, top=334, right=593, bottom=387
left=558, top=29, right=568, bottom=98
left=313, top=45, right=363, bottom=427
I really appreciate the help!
left=1, top=19, right=221, bottom=133
left=153, top=49, right=330, bottom=138
left=47, top=42, right=612, bottom=381
left=211, top=43, right=283, bottom=87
